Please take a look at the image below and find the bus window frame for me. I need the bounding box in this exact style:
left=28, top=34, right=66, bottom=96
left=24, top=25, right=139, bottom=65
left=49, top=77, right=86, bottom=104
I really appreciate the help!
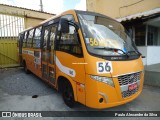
left=48, top=25, right=57, bottom=51
left=26, top=29, right=35, bottom=48
left=22, top=31, right=29, bottom=48
left=33, top=26, right=42, bottom=49
left=41, top=17, right=60, bottom=50
left=56, top=14, right=83, bottom=57
left=76, top=11, right=140, bottom=61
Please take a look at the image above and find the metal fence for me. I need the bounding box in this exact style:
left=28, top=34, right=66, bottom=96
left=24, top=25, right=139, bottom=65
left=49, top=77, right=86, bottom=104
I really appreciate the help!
left=0, top=14, right=24, bottom=68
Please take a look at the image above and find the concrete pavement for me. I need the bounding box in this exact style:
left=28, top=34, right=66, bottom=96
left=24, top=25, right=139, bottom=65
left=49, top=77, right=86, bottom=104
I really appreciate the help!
left=0, top=68, right=160, bottom=120
left=144, top=63, right=160, bottom=87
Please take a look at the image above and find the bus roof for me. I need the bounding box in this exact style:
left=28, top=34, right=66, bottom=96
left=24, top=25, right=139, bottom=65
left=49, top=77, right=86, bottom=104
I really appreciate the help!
left=21, top=9, right=118, bottom=33
left=21, top=9, right=76, bottom=33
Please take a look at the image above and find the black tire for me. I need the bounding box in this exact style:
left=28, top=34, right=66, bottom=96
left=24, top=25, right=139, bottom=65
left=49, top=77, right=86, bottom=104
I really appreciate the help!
left=62, top=80, right=75, bottom=108
left=24, top=62, right=30, bottom=74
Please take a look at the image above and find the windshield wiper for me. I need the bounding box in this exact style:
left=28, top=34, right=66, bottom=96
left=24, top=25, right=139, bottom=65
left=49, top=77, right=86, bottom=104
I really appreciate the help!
left=94, top=46, right=129, bottom=57
left=127, top=50, right=139, bottom=55
left=128, top=51, right=142, bottom=57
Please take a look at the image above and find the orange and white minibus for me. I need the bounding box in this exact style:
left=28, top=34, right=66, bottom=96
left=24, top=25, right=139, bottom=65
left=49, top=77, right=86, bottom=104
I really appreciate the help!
left=18, top=10, right=144, bottom=109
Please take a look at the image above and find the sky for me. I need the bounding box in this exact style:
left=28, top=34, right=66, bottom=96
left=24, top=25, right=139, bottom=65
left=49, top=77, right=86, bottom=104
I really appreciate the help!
left=0, top=0, right=86, bottom=14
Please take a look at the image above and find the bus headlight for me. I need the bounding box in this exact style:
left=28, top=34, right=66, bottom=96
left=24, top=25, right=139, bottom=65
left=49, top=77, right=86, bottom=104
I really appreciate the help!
left=90, top=75, right=114, bottom=87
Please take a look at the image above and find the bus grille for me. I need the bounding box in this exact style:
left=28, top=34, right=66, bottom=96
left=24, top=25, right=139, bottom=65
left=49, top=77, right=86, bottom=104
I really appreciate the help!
left=122, top=87, right=139, bottom=98
left=118, top=72, right=141, bottom=86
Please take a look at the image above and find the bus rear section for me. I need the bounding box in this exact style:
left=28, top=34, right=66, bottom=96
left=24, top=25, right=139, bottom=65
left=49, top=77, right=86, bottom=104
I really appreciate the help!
left=19, top=26, right=42, bottom=78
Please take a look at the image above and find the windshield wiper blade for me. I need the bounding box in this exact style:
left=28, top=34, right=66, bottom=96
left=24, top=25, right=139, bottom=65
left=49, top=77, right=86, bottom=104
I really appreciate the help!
left=94, top=46, right=129, bottom=57
left=127, top=51, right=138, bottom=54
left=127, top=50, right=142, bottom=56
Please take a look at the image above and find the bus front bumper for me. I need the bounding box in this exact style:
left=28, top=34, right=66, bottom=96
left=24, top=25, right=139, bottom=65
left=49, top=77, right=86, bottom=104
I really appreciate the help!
left=85, top=73, right=144, bottom=109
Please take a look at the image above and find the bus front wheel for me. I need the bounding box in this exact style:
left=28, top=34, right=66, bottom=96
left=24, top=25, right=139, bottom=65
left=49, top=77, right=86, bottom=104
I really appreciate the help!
left=62, top=80, right=75, bottom=108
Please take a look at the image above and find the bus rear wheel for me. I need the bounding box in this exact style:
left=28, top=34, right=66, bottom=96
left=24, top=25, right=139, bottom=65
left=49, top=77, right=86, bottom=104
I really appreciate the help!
left=62, top=80, right=75, bottom=108
left=24, top=62, right=30, bottom=74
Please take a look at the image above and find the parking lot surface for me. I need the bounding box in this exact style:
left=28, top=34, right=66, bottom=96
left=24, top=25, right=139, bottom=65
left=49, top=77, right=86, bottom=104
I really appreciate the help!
left=0, top=68, right=160, bottom=120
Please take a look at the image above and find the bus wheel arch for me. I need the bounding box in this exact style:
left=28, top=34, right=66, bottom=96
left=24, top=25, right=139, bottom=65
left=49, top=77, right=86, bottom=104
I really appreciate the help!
left=23, top=60, right=29, bottom=74
left=57, top=76, right=76, bottom=108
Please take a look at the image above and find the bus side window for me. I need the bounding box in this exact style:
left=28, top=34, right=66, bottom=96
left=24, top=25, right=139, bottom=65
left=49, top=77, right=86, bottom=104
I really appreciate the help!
left=43, top=27, right=50, bottom=49
left=49, top=25, right=57, bottom=64
left=23, top=32, right=28, bottom=48
left=33, top=26, right=42, bottom=48
left=57, top=15, right=82, bottom=56
left=42, top=27, right=50, bottom=61
left=59, top=25, right=82, bottom=56
left=27, top=29, right=34, bottom=48
left=49, top=26, right=57, bottom=50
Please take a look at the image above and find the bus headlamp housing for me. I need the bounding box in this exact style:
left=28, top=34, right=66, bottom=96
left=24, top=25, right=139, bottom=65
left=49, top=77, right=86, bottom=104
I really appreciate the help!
left=90, top=75, right=114, bottom=87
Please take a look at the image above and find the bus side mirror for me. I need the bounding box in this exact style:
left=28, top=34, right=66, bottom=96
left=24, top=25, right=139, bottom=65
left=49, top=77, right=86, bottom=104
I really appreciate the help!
left=59, top=18, right=69, bottom=33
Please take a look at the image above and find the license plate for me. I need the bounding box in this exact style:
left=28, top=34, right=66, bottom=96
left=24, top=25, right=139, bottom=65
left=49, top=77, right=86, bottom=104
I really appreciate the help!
left=128, top=83, right=138, bottom=91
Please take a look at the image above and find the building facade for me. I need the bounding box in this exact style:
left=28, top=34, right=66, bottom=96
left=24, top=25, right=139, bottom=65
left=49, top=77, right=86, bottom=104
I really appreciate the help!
left=0, top=4, right=54, bottom=67
left=86, top=0, right=160, bottom=65
left=118, top=8, right=160, bottom=65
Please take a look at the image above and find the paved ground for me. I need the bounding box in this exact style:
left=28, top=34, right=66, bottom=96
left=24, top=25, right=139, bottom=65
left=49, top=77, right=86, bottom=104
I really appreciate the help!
left=145, top=63, right=160, bottom=72
left=144, top=63, right=160, bottom=87
left=0, top=68, right=160, bottom=120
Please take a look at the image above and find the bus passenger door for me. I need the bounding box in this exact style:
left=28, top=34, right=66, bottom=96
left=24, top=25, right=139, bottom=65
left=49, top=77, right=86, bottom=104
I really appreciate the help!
left=42, top=26, right=49, bottom=81
left=47, top=25, right=57, bottom=85
left=42, top=24, right=57, bottom=85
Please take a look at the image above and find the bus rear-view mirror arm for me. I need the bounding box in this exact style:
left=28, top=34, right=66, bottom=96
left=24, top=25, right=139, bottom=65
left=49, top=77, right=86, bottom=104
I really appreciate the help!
left=59, top=18, right=69, bottom=33
left=68, top=21, right=79, bottom=31
left=59, top=18, right=79, bottom=34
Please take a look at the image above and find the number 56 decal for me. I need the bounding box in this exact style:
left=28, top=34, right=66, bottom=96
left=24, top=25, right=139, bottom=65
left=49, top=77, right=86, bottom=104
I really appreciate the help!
left=97, top=61, right=113, bottom=74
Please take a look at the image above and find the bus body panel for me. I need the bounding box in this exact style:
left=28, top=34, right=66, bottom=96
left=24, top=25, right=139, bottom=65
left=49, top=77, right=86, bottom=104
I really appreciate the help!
left=55, top=51, right=86, bottom=104
left=83, top=53, right=143, bottom=76
left=83, top=54, right=144, bottom=108
left=55, top=70, right=78, bottom=102
left=85, top=72, right=144, bottom=109
left=22, top=48, right=42, bottom=78
left=55, top=51, right=85, bottom=84
left=18, top=10, right=144, bottom=109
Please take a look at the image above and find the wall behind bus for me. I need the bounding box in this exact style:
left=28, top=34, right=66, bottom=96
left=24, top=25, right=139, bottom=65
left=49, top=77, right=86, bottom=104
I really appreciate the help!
left=0, top=4, right=55, bottom=68
left=0, top=4, right=54, bottom=29
left=137, top=47, right=147, bottom=65
left=147, top=46, right=160, bottom=65
left=0, top=40, right=18, bottom=68
left=137, top=46, right=160, bottom=66
left=86, top=0, right=160, bottom=19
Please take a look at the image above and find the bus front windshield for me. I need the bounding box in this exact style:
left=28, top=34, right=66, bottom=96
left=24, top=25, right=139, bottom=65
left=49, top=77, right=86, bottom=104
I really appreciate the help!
left=78, top=13, right=140, bottom=57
